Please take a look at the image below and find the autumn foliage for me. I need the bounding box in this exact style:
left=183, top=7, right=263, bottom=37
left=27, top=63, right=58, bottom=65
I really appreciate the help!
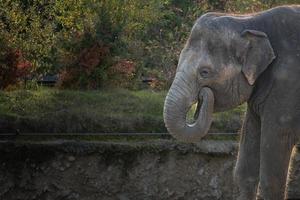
left=0, top=0, right=298, bottom=90
left=0, top=49, right=32, bottom=89
left=57, top=42, right=110, bottom=89
left=107, top=60, right=136, bottom=88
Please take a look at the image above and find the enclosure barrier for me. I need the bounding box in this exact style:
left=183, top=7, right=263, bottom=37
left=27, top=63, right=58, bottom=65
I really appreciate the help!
left=0, top=132, right=238, bottom=139
left=0, top=133, right=299, bottom=200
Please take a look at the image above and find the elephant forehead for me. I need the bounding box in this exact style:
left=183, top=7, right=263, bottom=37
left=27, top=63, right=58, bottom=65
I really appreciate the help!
left=177, top=49, right=202, bottom=74
left=188, top=30, right=232, bottom=53
left=190, top=18, right=239, bottom=48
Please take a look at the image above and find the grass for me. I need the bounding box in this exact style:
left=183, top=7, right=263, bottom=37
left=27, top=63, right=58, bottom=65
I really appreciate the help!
left=0, top=88, right=166, bottom=133
left=0, top=88, right=246, bottom=133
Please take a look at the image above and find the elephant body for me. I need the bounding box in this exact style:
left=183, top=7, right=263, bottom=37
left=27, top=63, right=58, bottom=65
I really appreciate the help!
left=163, top=5, right=300, bottom=200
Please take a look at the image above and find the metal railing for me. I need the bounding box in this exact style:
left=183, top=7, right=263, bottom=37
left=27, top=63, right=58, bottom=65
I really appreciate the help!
left=0, top=132, right=239, bottom=140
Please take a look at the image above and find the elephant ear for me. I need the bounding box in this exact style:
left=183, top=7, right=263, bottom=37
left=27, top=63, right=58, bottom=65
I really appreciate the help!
left=240, top=29, right=276, bottom=85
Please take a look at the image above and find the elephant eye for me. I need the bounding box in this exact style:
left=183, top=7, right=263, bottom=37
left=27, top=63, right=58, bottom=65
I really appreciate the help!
left=199, top=68, right=210, bottom=78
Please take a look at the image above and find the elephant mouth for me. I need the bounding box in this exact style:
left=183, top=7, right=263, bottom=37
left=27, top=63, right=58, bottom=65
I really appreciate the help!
left=187, top=94, right=202, bottom=126
left=193, top=95, right=202, bottom=121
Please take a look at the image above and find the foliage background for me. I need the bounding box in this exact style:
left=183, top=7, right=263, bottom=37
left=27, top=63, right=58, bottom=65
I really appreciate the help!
left=0, top=0, right=298, bottom=90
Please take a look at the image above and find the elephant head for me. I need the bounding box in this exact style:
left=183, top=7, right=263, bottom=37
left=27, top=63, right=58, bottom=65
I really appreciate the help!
left=163, top=13, right=276, bottom=142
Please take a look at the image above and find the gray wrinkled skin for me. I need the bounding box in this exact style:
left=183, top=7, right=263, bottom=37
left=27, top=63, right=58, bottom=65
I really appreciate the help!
left=163, top=5, right=300, bottom=200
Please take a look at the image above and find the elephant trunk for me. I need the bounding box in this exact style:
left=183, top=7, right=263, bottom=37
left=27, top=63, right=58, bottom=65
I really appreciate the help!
left=163, top=74, right=214, bottom=143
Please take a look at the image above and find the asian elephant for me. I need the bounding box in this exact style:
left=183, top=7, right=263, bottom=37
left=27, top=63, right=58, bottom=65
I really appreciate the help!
left=163, top=5, right=300, bottom=200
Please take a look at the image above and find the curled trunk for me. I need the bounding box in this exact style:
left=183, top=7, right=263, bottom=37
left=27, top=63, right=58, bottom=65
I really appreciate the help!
left=163, top=77, right=214, bottom=142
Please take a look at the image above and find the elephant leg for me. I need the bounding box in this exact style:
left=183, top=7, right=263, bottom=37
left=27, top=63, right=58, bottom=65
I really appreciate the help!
left=259, top=124, right=295, bottom=200
left=234, top=107, right=261, bottom=200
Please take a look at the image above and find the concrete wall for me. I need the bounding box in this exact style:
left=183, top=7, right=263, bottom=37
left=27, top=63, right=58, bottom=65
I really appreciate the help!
left=0, top=140, right=299, bottom=200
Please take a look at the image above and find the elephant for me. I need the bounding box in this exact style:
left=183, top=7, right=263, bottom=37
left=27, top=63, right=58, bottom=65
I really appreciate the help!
left=163, top=5, right=300, bottom=200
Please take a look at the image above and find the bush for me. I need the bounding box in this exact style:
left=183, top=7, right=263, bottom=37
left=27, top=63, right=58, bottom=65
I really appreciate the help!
left=106, top=59, right=137, bottom=89
left=0, top=48, right=32, bottom=90
left=57, top=39, right=111, bottom=89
